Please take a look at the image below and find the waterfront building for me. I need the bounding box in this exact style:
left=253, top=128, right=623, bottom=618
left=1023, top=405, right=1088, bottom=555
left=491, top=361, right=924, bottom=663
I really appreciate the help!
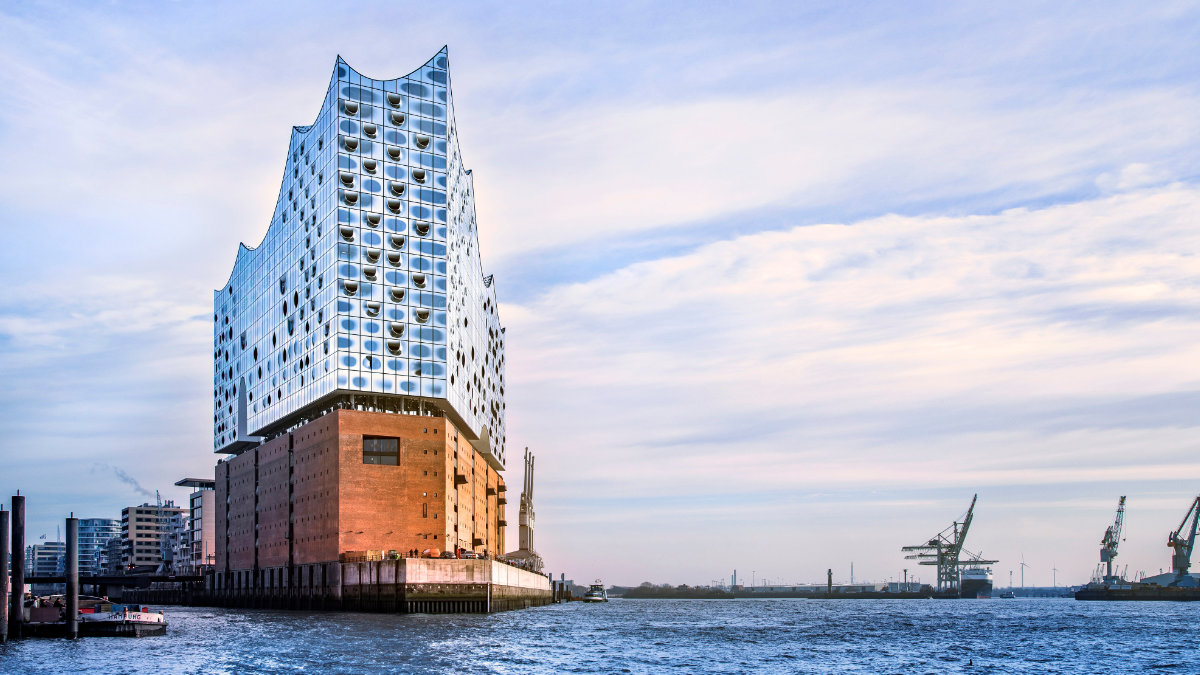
left=30, top=541, right=64, bottom=576
left=78, top=518, right=121, bottom=576
left=176, top=478, right=216, bottom=573
left=158, top=508, right=189, bottom=574
left=100, top=536, right=123, bottom=575
left=29, top=540, right=65, bottom=594
left=212, top=49, right=508, bottom=588
left=121, top=502, right=188, bottom=572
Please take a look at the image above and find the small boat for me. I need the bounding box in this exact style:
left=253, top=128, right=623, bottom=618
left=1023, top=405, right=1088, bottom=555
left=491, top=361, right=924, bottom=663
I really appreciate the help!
left=79, top=604, right=168, bottom=637
left=583, top=580, right=609, bottom=603
left=997, top=591, right=1015, bottom=599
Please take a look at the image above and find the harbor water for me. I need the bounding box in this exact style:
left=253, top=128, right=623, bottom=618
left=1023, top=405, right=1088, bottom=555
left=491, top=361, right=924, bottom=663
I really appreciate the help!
left=1, top=597, right=1196, bottom=673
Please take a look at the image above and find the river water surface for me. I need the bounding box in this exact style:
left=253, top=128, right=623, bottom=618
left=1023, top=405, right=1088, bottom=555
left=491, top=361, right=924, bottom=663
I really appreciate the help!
left=0, top=598, right=1195, bottom=673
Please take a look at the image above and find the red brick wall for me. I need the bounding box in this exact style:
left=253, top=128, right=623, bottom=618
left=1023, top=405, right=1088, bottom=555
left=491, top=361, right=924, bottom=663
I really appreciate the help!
left=292, top=413, right=339, bottom=565
left=256, top=435, right=291, bottom=568
left=214, top=408, right=510, bottom=572
left=452, top=430, right=473, bottom=552
left=226, top=450, right=256, bottom=571
left=336, top=410, right=446, bottom=555
left=215, top=461, right=229, bottom=570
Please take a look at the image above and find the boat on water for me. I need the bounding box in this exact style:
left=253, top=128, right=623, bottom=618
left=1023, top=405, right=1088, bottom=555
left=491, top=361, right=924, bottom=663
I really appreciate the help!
left=79, top=604, right=168, bottom=637
left=960, top=566, right=993, bottom=599
left=583, top=580, right=609, bottom=603
left=997, top=590, right=1016, bottom=599
left=23, top=596, right=167, bottom=638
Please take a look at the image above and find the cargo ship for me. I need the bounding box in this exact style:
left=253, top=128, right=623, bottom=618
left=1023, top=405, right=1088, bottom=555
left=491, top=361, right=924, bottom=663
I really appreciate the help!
left=960, top=566, right=993, bottom=599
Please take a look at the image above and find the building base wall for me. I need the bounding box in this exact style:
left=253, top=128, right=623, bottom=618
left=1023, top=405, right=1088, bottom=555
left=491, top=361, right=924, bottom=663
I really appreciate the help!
left=127, top=559, right=551, bottom=614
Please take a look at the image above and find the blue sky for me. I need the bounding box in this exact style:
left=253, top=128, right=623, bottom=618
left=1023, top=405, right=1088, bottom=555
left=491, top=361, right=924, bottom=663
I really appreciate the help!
left=1, top=1, right=1198, bottom=587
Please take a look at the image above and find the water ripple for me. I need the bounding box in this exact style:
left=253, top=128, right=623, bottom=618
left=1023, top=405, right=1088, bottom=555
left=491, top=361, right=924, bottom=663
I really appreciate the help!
left=0, top=598, right=1195, bottom=673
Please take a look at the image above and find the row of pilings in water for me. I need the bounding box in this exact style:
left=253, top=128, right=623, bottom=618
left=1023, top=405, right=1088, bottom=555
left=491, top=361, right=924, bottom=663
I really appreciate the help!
left=2, top=494, right=82, bottom=641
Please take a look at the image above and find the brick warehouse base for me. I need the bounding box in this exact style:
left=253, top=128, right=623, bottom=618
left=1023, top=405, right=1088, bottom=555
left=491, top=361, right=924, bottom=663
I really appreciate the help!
left=217, top=407, right=507, bottom=574
left=127, top=559, right=552, bottom=614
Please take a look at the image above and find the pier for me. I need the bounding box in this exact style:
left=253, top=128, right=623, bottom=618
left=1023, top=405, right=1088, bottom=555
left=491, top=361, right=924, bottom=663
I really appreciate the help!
left=125, top=558, right=554, bottom=613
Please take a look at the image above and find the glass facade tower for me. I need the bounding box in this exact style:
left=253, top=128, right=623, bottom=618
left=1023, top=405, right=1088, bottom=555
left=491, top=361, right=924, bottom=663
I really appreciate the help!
left=213, top=48, right=507, bottom=470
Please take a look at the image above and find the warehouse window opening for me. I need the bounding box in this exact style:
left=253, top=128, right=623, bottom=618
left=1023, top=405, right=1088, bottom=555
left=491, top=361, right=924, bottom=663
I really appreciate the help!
left=362, top=436, right=399, bottom=465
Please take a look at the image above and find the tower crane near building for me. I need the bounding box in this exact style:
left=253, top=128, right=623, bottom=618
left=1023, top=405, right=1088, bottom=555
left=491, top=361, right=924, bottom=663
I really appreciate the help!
left=1167, top=496, right=1200, bottom=588
left=901, top=494, right=997, bottom=595
left=1100, top=496, right=1126, bottom=583
left=503, top=448, right=543, bottom=573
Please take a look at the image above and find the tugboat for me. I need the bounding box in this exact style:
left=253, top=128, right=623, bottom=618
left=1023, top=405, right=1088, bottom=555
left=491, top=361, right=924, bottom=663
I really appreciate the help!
left=583, top=580, right=609, bottom=603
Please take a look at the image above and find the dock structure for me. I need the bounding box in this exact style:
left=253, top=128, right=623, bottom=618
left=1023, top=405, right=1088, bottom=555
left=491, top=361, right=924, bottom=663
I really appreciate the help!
left=125, top=558, right=552, bottom=613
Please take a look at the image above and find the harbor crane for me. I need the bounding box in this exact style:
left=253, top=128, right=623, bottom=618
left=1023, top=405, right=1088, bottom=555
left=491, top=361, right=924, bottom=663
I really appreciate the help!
left=1100, top=496, right=1126, bottom=583
left=1167, top=495, right=1200, bottom=587
left=902, top=494, right=997, bottom=593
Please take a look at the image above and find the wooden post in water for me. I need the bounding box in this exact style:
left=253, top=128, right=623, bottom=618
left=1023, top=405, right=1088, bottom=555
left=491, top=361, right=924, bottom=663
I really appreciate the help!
left=1, top=507, right=8, bottom=643
left=66, top=515, right=79, bottom=639
left=10, top=495, right=25, bottom=640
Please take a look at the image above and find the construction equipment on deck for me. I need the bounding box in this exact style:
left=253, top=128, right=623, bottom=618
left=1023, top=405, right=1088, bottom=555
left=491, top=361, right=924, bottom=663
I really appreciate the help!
left=1100, top=496, right=1126, bottom=583
left=1167, top=496, right=1200, bottom=587
left=901, top=494, right=997, bottom=594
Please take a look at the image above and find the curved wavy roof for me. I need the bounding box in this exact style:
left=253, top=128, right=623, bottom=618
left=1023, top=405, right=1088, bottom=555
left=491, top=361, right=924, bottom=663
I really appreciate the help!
left=214, top=48, right=451, bottom=294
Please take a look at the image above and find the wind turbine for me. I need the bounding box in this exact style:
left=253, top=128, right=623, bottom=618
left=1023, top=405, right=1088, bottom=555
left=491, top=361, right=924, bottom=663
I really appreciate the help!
left=1052, top=564, right=1059, bottom=589
left=1019, top=555, right=1031, bottom=589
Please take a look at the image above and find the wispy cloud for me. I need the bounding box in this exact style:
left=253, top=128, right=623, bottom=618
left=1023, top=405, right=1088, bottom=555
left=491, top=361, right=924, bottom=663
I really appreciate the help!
left=507, top=185, right=1200, bottom=582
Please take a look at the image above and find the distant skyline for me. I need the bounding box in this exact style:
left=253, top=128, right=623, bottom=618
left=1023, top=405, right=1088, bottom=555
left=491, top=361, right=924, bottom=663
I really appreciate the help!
left=1, top=1, right=1198, bottom=587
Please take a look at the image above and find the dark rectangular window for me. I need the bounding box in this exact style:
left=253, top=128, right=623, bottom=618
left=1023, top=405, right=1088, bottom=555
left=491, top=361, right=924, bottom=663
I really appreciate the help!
left=363, top=437, right=399, bottom=465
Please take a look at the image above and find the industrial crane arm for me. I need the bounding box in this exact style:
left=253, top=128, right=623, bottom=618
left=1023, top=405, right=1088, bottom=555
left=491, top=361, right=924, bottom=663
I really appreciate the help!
left=1168, top=496, right=1200, bottom=581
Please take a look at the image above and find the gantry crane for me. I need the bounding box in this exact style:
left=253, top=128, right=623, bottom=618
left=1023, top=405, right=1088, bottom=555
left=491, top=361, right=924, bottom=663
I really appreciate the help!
left=1100, top=496, right=1126, bottom=583
left=1167, top=496, right=1200, bottom=587
left=902, top=494, right=997, bottom=593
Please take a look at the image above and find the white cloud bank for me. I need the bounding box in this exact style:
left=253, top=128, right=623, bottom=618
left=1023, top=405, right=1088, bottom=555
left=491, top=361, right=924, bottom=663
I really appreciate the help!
left=504, top=185, right=1200, bottom=583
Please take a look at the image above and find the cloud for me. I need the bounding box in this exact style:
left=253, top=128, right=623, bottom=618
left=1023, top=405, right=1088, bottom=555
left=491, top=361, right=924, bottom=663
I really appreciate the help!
left=467, top=50, right=1200, bottom=271
left=1096, top=163, right=1172, bottom=192
left=504, top=185, right=1200, bottom=582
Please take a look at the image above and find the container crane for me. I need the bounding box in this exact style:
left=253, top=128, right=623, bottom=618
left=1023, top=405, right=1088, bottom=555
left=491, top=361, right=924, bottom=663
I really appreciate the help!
left=1167, top=496, right=1200, bottom=587
left=902, top=494, right=996, bottom=593
left=1100, top=496, right=1126, bottom=583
